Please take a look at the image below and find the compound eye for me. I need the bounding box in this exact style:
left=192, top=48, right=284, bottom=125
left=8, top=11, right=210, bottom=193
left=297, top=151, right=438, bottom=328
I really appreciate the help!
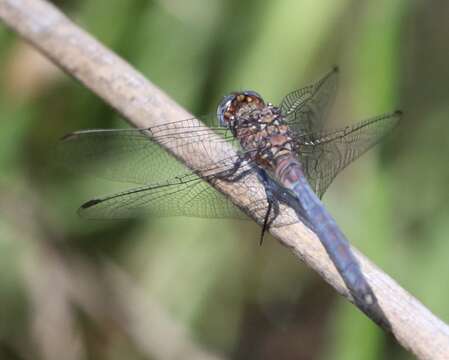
left=242, top=90, right=265, bottom=106
left=216, top=94, right=236, bottom=127
left=242, top=90, right=263, bottom=100
left=216, top=91, right=265, bottom=127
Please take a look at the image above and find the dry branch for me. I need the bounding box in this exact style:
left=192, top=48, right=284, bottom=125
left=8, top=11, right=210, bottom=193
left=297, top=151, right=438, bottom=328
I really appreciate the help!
left=1, top=0, right=448, bottom=358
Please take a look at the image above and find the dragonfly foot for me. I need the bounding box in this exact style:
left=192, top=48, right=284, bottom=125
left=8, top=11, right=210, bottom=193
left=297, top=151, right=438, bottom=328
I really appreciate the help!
left=260, top=201, right=273, bottom=245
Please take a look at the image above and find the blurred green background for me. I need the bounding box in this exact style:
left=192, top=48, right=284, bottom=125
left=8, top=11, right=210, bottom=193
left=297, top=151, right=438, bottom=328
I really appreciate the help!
left=0, top=0, right=448, bottom=359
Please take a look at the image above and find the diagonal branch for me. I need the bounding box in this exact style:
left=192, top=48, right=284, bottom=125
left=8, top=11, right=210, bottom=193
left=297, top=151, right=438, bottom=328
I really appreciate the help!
left=1, top=0, right=448, bottom=358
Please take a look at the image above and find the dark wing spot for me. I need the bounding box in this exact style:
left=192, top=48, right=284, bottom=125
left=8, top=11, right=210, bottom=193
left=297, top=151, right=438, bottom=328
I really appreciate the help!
left=81, top=198, right=103, bottom=209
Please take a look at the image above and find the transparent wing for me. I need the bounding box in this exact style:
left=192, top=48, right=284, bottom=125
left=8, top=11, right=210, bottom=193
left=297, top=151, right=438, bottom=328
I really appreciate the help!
left=58, top=116, right=253, bottom=220
left=298, top=111, right=401, bottom=198
left=58, top=116, right=239, bottom=186
left=280, top=67, right=338, bottom=135
left=78, top=171, right=302, bottom=227
left=78, top=173, right=249, bottom=220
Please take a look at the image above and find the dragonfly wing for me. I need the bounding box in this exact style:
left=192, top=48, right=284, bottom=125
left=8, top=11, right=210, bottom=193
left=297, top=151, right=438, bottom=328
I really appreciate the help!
left=281, top=67, right=338, bottom=135
left=79, top=173, right=249, bottom=220
left=298, top=111, right=401, bottom=198
left=59, top=118, right=251, bottom=220
left=58, top=118, right=239, bottom=186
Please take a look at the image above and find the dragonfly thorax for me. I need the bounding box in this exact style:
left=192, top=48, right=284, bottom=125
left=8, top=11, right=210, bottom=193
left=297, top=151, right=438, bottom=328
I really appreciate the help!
left=217, top=91, right=296, bottom=171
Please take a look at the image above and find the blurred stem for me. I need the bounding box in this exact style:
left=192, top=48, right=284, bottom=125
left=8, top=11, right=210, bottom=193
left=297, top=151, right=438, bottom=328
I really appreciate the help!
left=1, top=1, right=448, bottom=359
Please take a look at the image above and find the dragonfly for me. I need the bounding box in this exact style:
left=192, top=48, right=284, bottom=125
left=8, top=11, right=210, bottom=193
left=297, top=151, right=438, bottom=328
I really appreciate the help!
left=59, top=67, right=400, bottom=311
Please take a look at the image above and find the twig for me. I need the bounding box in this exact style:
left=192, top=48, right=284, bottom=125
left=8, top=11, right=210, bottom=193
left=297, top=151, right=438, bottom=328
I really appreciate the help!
left=1, top=0, right=448, bottom=358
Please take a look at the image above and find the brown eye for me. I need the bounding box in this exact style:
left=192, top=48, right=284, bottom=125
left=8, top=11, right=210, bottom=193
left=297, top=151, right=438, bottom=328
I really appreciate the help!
left=242, top=90, right=264, bottom=105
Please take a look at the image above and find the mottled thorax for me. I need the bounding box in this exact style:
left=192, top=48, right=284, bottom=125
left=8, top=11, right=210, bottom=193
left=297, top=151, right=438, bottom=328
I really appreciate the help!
left=218, top=92, right=296, bottom=173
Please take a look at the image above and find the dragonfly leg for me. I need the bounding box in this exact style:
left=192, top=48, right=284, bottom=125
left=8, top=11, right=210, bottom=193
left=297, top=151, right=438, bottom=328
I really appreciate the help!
left=213, top=155, right=282, bottom=244
left=260, top=201, right=272, bottom=245
left=213, top=153, right=256, bottom=182
left=257, top=169, right=281, bottom=244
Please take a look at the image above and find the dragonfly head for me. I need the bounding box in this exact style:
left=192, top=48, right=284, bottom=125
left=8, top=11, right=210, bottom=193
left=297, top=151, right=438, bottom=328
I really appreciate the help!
left=217, top=91, right=265, bottom=128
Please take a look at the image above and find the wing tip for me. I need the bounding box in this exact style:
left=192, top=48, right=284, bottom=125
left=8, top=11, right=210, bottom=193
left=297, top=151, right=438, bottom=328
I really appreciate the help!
left=394, top=109, right=403, bottom=116
left=80, top=198, right=102, bottom=210
left=60, top=132, right=80, bottom=141
left=77, top=198, right=104, bottom=218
